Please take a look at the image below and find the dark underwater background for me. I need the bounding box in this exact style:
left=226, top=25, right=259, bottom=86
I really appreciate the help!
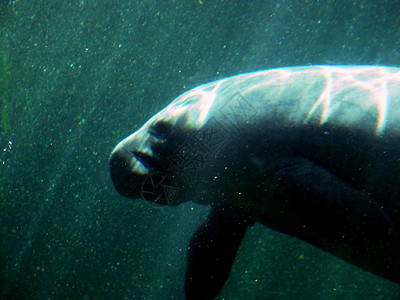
left=0, top=0, right=400, bottom=299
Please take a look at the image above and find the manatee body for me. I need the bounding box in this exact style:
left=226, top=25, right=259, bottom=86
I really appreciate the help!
left=110, top=66, right=400, bottom=299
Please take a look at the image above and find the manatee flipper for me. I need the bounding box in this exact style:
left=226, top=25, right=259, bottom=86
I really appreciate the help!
left=185, top=206, right=254, bottom=300
left=275, top=157, right=393, bottom=245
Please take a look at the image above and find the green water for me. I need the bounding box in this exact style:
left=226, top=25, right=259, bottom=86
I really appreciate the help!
left=0, top=37, right=12, bottom=134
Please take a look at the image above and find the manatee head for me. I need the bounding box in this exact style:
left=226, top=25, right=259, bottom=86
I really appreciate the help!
left=110, top=120, right=184, bottom=206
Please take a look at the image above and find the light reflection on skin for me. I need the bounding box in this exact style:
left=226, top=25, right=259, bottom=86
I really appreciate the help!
left=159, top=66, right=400, bottom=135
left=304, top=66, right=397, bottom=135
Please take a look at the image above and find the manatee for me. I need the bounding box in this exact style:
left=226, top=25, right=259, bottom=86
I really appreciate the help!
left=109, top=66, right=400, bottom=299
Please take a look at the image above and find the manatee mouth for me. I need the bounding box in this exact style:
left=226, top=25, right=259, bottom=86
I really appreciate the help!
left=130, top=150, right=161, bottom=173
left=109, top=147, right=140, bottom=199
left=109, top=146, right=178, bottom=205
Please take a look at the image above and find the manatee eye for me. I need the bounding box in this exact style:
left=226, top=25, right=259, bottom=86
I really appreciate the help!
left=149, top=120, right=173, bottom=140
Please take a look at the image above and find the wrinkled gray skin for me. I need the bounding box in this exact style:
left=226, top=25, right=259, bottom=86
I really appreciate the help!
left=110, top=66, right=400, bottom=299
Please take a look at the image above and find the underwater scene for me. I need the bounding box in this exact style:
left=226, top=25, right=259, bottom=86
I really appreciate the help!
left=1, top=0, right=400, bottom=299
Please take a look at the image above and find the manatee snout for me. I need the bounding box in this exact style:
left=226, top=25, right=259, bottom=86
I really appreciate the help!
left=109, top=128, right=177, bottom=205
left=109, top=146, right=142, bottom=199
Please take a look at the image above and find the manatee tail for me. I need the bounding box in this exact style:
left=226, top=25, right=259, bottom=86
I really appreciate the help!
left=185, top=206, right=253, bottom=300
